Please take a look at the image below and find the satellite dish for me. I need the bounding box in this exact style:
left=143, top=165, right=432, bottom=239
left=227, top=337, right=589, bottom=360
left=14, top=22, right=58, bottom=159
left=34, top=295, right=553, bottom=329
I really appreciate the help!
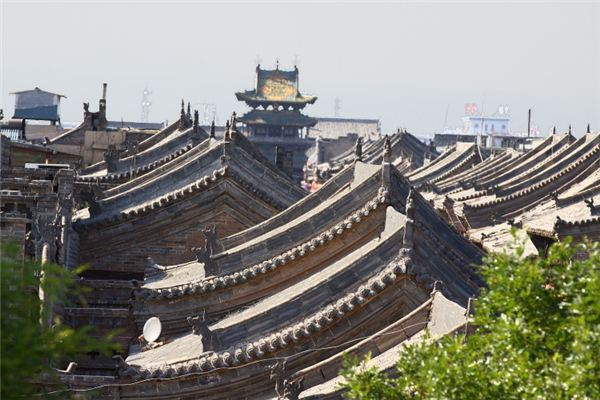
left=143, top=317, right=162, bottom=343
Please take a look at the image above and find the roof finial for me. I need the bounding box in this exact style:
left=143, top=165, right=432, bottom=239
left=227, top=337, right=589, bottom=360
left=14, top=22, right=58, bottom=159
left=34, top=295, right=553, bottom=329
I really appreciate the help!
left=193, top=109, right=199, bottom=133
left=587, top=123, right=591, bottom=134
left=276, top=58, right=280, bottom=70
left=383, top=134, right=391, bottom=159
left=355, top=137, right=362, bottom=161
left=224, top=120, right=230, bottom=141
left=552, top=126, right=556, bottom=135
left=568, top=125, right=572, bottom=135
left=210, top=120, right=216, bottom=138
left=231, top=112, right=237, bottom=131
left=381, top=135, right=392, bottom=188
left=179, top=99, right=186, bottom=130
left=187, top=102, right=191, bottom=118
left=402, top=188, right=416, bottom=250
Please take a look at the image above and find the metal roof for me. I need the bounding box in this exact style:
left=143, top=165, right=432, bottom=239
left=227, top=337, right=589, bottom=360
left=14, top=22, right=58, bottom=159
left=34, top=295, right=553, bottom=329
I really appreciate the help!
left=9, top=87, right=66, bottom=98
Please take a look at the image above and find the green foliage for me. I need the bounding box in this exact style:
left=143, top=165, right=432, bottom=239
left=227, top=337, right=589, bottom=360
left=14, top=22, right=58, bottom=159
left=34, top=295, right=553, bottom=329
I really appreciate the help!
left=1, top=241, right=121, bottom=399
left=339, top=232, right=600, bottom=400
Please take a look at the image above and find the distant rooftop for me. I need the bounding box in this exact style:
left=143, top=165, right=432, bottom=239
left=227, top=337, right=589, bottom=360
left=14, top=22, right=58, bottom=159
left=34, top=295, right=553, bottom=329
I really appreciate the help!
left=106, top=121, right=164, bottom=131
left=10, top=87, right=66, bottom=98
left=10, top=87, right=66, bottom=121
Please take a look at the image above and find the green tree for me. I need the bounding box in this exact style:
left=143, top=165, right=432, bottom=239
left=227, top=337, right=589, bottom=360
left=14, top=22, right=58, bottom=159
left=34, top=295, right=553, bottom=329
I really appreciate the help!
left=339, top=232, right=600, bottom=400
left=1, top=241, right=120, bottom=399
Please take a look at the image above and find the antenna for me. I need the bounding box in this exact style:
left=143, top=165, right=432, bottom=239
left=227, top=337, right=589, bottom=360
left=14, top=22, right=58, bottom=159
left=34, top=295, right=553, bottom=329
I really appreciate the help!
left=194, top=103, right=217, bottom=126
left=442, top=104, right=450, bottom=132
left=143, top=317, right=162, bottom=343
left=141, top=88, right=152, bottom=122
left=334, top=98, right=342, bottom=118
left=255, top=54, right=262, bottom=66
left=479, top=89, right=487, bottom=146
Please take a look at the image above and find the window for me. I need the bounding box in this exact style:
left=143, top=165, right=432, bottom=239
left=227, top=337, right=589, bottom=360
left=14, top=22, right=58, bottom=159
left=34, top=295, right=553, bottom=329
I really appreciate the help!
left=268, top=126, right=281, bottom=137
left=283, top=127, right=295, bottom=137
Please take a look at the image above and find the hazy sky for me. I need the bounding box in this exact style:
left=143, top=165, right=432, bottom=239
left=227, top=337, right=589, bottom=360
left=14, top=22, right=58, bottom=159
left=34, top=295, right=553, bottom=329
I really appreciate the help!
left=2, top=1, right=599, bottom=136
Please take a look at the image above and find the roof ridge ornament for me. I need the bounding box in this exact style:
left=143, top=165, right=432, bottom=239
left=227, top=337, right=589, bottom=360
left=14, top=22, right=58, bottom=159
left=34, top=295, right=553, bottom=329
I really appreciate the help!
left=270, top=350, right=305, bottom=400
left=402, top=188, right=416, bottom=250
left=224, top=120, right=231, bottom=141
left=382, top=135, right=391, bottom=187
left=193, top=110, right=199, bottom=133
left=383, top=134, right=391, bottom=160
left=584, top=197, right=598, bottom=214
left=271, top=360, right=287, bottom=398
left=178, top=99, right=186, bottom=130
left=210, top=120, right=216, bottom=139
left=192, top=226, right=219, bottom=277
left=187, top=310, right=217, bottom=351
left=587, top=123, right=591, bottom=134
left=231, top=112, right=237, bottom=131
left=221, top=135, right=232, bottom=164
left=354, top=137, right=362, bottom=161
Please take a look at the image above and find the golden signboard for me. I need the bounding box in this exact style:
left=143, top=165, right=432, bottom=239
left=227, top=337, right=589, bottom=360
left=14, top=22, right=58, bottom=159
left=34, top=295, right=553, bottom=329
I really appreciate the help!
left=258, top=73, right=296, bottom=102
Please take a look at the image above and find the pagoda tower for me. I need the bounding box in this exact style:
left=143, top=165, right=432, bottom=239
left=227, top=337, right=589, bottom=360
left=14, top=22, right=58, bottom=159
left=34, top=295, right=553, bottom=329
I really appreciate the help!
left=236, top=63, right=318, bottom=182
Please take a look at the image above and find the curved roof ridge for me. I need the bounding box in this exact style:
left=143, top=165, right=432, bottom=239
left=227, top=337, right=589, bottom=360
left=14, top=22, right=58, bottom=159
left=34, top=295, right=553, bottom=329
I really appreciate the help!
left=408, top=144, right=476, bottom=184
left=464, top=143, right=600, bottom=212
left=126, top=228, right=408, bottom=378
left=100, top=138, right=215, bottom=198
left=427, top=152, right=478, bottom=186
left=75, top=165, right=231, bottom=230
left=218, top=165, right=354, bottom=251
left=436, top=151, right=513, bottom=191
left=138, top=191, right=388, bottom=297
left=76, top=142, right=195, bottom=183
left=475, top=133, right=573, bottom=189
left=496, top=134, right=600, bottom=196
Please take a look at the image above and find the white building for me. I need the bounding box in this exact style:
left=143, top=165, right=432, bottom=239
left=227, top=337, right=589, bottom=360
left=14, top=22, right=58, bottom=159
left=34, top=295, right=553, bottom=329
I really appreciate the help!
left=460, top=116, right=511, bottom=135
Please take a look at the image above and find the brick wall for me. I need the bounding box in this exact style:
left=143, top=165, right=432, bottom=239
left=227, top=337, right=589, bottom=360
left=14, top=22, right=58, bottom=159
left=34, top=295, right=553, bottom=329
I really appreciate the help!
left=0, top=219, right=27, bottom=254
left=81, top=212, right=250, bottom=276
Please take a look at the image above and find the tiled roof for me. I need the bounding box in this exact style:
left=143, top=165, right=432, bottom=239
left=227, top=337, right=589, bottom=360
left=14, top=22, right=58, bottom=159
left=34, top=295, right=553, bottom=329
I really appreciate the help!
left=237, top=110, right=317, bottom=127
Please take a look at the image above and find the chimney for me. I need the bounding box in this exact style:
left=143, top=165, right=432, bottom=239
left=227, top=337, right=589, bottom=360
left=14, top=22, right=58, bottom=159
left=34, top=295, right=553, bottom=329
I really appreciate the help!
left=98, top=83, right=107, bottom=131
